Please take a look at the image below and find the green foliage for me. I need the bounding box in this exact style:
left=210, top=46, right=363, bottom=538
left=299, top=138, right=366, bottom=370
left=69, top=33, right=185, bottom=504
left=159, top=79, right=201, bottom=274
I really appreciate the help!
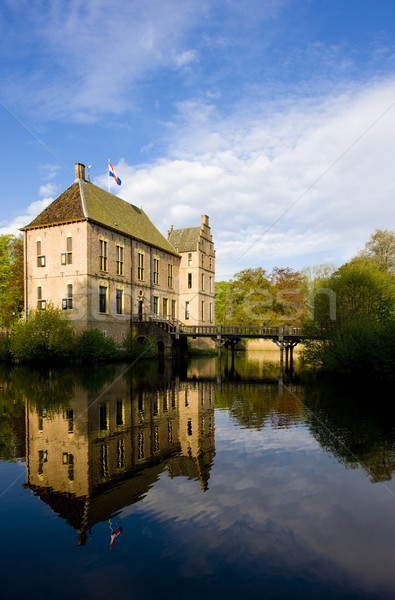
left=215, top=280, right=232, bottom=324
left=217, top=267, right=305, bottom=326
left=302, top=250, right=395, bottom=381
left=122, top=332, right=159, bottom=358
left=0, top=333, right=11, bottom=361
left=0, top=234, right=24, bottom=327
left=74, top=328, right=118, bottom=361
left=9, top=304, right=75, bottom=362
left=358, top=228, right=395, bottom=274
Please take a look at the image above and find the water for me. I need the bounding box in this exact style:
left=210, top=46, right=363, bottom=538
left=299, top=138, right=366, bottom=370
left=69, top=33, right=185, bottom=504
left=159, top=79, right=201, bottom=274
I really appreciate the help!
left=1, top=356, right=395, bottom=599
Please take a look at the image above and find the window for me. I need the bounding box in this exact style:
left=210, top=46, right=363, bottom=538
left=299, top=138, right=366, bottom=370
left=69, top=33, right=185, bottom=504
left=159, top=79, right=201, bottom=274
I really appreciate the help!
left=201, top=300, right=204, bottom=321
left=62, top=453, right=74, bottom=481
left=168, top=263, right=173, bottom=288
left=99, top=240, right=108, bottom=271
left=99, top=286, right=108, bottom=313
left=116, top=289, right=123, bottom=315
left=61, top=236, right=72, bottom=265
left=154, top=425, right=160, bottom=452
left=187, top=419, right=193, bottom=436
left=62, top=284, right=73, bottom=310
left=117, top=439, right=125, bottom=469
left=201, top=254, right=204, bottom=267
left=153, top=258, right=159, bottom=284
left=137, top=252, right=144, bottom=280
left=153, top=296, right=159, bottom=314
left=36, top=240, right=46, bottom=267
left=138, top=433, right=144, bottom=459
left=116, top=400, right=124, bottom=426
left=209, top=276, right=212, bottom=293
left=64, top=409, right=74, bottom=433
left=38, top=450, right=47, bottom=475
left=163, top=298, right=168, bottom=317
left=171, top=300, right=176, bottom=318
left=37, top=286, right=46, bottom=310
left=201, top=273, right=204, bottom=290
left=100, top=444, right=108, bottom=477
left=209, top=302, right=213, bottom=322
left=116, top=245, right=124, bottom=275
left=99, top=404, right=108, bottom=431
left=187, top=273, right=192, bottom=289
left=185, top=301, right=190, bottom=320
left=188, top=253, right=192, bottom=266
left=209, top=257, right=212, bottom=270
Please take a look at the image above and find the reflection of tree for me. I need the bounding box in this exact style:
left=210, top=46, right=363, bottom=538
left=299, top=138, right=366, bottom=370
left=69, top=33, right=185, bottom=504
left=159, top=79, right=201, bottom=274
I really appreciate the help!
left=0, top=366, right=25, bottom=461
left=304, top=379, right=395, bottom=482
left=215, top=382, right=305, bottom=431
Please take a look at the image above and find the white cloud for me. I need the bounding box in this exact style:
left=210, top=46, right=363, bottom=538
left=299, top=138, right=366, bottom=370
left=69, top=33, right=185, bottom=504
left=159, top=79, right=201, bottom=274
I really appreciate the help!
left=39, top=183, right=58, bottom=197
left=0, top=196, right=53, bottom=235
left=1, top=0, right=207, bottom=121
left=104, top=78, right=395, bottom=279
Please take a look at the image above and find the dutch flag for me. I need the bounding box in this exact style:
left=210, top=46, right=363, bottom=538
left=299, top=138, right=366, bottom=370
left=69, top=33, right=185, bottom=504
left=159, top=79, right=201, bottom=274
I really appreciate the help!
left=109, top=160, right=121, bottom=185
left=110, top=526, right=123, bottom=549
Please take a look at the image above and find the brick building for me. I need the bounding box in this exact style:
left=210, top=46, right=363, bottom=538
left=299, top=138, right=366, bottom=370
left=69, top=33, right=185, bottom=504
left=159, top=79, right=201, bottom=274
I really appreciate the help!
left=21, top=163, right=215, bottom=342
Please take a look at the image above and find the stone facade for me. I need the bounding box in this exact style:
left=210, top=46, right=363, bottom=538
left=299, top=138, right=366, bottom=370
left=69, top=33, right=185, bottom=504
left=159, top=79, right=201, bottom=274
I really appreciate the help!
left=21, top=163, right=215, bottom=343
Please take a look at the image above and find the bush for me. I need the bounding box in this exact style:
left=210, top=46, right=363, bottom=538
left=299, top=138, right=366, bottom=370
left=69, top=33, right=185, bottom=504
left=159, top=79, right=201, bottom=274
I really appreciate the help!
left=10, top=305, right=75, bottom=362
left=318, top=319, right=395, bottom=382
left=74, top=328, right=118, bottom=362
left=0, top=333, right=11, bottom=361
left=122, top=332, right=158, bottom=359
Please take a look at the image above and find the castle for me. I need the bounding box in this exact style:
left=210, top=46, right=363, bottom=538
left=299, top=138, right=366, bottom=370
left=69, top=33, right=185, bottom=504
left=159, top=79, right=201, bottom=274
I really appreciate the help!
left=21, top=163, right=215, bottom=342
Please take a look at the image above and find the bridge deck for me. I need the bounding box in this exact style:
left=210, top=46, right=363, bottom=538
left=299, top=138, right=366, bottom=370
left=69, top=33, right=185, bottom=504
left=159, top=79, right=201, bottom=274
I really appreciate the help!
left=132, top=315, right=307, bottom=341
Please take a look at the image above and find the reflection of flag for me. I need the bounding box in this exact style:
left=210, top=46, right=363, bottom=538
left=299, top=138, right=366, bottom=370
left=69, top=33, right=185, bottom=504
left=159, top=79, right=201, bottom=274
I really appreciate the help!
left=109, top=160, right=121, bottom=185
left=110, top=526, right=123, bottom=548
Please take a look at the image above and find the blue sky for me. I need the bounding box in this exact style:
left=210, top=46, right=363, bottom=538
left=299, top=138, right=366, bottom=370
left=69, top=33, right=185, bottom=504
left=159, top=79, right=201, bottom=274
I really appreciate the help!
left=1, top=0, right=394, bottom=279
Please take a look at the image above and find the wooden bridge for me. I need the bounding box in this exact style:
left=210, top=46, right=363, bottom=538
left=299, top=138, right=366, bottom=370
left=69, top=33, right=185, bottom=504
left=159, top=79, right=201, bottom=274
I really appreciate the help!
left=132, top=314, right=312, bottom=368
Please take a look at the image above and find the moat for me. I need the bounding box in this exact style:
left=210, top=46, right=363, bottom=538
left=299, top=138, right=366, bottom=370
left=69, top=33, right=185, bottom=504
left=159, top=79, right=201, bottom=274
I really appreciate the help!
left=1, top=354, right=394, bottom=599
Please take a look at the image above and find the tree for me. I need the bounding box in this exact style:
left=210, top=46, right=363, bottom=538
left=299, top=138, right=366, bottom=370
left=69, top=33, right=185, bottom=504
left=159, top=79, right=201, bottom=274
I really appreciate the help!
left=302, top=257, right=395, bottom=380
left=358, top=229, right=395, bottom=274
left=268, top=267, right=306, bottom=325
left=215, top=280, right=232, bottom=324
left=228, top=268, right=275, bottom=325
left=0, top=234, right=24, bottom=328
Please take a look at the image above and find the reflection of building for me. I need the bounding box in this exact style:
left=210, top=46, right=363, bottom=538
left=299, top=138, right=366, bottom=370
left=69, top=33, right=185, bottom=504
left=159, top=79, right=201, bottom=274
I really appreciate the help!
left=24, top=377, right=215, bottom=545
left=21, top=163, right=215, bottom=342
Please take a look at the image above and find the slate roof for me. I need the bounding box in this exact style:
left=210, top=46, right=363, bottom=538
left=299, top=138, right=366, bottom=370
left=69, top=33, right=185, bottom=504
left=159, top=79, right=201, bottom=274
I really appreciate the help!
left=168, top=226, right=201, bottom=252
left=21, top=180, right=179, bottom=256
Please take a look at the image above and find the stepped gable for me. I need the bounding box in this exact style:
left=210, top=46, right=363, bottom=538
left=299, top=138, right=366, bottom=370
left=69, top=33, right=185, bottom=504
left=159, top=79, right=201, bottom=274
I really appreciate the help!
left=168, top=226, right=200, bottom=252
left=21, top=182, right=85, bottom=229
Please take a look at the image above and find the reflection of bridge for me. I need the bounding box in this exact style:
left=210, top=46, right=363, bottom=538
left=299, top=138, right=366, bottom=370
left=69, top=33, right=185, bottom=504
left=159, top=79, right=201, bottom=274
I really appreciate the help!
left=133, top=314, right=309, bottom=368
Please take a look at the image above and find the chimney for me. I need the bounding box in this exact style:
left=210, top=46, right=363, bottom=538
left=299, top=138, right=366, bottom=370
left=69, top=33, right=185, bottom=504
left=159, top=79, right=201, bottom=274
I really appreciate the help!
left=74, top=163, right=86, bottom=181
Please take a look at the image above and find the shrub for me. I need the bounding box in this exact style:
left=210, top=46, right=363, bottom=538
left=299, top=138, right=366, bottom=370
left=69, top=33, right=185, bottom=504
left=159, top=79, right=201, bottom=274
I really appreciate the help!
left=74, top=328, right=118, bottom=361
left=122, top=333, right=158, bottom=359
left=9, top=304, right=75, bottom=362
left=0, top=333, right=11, bottom=361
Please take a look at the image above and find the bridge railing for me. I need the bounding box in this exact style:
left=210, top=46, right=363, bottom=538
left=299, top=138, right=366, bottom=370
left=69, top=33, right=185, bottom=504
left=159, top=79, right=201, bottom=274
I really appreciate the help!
left=131, top=315, right=310, bottom=339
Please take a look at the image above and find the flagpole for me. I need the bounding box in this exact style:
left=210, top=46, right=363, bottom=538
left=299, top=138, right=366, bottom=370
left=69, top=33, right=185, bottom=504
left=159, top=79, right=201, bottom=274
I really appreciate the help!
left=108, top=158, right=110, bottom=193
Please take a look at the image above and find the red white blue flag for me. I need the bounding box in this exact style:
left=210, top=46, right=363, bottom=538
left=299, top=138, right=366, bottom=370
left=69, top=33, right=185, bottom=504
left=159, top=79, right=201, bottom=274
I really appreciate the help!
left=109, top=160, right=121, bottom=185
left=110, top=526, right=123, bottom=549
